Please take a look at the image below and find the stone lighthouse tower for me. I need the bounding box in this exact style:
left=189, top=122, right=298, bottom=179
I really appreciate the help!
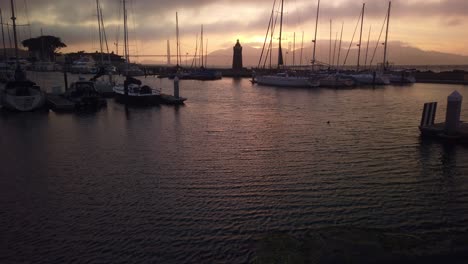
left=232, top=39, right=243, bottom=70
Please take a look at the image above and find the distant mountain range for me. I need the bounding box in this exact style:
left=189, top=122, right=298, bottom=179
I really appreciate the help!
left=142, top=41, right=468, bottom=67
left=5, top=44, right=467, bottom=68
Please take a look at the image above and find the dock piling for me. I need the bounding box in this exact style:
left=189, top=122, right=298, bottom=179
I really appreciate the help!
left=63, top=70, right=68, bottom=91
left=445, top=91, right=463, bottom=135
left=174, top=76, right=180, bottom=98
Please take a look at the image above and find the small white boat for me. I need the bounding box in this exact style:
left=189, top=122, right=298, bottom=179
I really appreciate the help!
left=255, top=72, right=320, bottom=88
left=70, top=56, right=98, bottom=74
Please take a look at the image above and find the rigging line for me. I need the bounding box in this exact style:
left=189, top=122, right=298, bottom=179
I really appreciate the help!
left=264, top=1, right=280, bottom=69
left=100, top=6, right=111, bottom=63
left=96, top=0, right=104, bottom=63
left=128, top=0, right=138, bottom=62
left=258, top=0, right=276, bottom=68
left=332, top=31, right=337, bottom=67
left=263, top=1, right=277, bottom=68
left=370, top=12, right=387, bottom=66
left=115, top=0, right=122, bottom=55
left=364, top=25, right=371, bottom=68
left=299, top=31, right=303, bottom=66
left=191, top=33, right=198, bottom=68
left=22, top=0, right=31, bottom=38
left=336, top=22, right=343, bottom=69
left=342, top=8, right=362, bottom=66
left=312, top=0, right=320, bottom=66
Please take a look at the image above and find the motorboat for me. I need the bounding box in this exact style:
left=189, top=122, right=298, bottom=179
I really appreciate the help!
left=64, top=79, right=106, bottom=109
left=113, top=76, right=161, bottom=105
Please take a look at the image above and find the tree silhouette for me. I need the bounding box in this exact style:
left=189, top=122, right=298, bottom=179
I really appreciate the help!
left=22, top=35, right=67, bottom=61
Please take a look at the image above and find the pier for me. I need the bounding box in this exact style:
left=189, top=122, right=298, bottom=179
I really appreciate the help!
left=419, top=91, right=468, bottom=143
left=46, top=93, right=75, bottom=111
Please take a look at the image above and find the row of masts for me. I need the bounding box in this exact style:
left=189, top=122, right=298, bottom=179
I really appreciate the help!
left=260, top=0, right=393, bottom=71
left=170, top=13, right=208, bottom=68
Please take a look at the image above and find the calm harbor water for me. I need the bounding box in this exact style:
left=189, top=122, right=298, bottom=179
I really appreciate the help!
left=2, top=73, right=468, bottom=263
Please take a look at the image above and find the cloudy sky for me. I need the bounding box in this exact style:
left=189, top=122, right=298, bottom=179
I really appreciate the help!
left=1, top=0, right=467, bottom=62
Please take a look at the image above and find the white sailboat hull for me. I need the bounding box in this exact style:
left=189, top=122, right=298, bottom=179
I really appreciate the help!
left=1, top=88, right=45, bottom=111
left=349, top=73, right=390, bottom=85
left=256, top=75, right=320, bottom=88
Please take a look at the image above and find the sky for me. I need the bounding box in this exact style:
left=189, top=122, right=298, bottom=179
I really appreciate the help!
left=1, top=0, right=467, bottom=63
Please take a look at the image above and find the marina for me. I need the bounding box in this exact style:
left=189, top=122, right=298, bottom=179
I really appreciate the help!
left=2, top=0, right=468, bottom=263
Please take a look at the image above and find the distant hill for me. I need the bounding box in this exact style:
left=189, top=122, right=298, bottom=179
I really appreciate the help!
left=197, top=41, right=468, bottom=68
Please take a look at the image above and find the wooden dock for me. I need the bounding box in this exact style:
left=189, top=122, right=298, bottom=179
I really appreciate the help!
left=159, top=94, right=187, bottom=105
left=46, top=94, right=75, bottom=111
left=420, top=122, right=468, bottom=142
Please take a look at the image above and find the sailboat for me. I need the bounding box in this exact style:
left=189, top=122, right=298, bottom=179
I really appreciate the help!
left=0, top=0, right=46, bottom=111
left=90, top=0, right=115, bottom=96
left=344, top=3, right=390, bottom=85
left=380, top=1, right=415, bottom=84
left=176, top=24, right=222, bottom=81
left=254, top=0, right=319, bottom=88
left=112, top=0, right=161, bottom=105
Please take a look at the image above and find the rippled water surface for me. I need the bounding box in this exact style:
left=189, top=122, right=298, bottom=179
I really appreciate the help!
left=2, top=73, right=468, bottom=263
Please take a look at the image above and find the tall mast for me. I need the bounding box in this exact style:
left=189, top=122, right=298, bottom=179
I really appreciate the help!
left=364, top=25, right=371, bottom=68
left=205, top=38, right=208, bottom=66
left=337, top=22, right=343, bottom=69
left=7, top=22, right=12, bottom=50
left=357, top=3, right=365, bottom=71
left=200, top=24, right=203, bottom=68
left=292, top=32, right=295, bottom=66
left=123, top=0, right=129, bottom=73
left=300, top=31, right=304, bottom=66
left=100, top=7, right=111, bottom=64
left=312, top=0, right=320, bottom=67
left=10, top=0, right=19, bottom=67
left=258, top=0, right=275, bottom=68
left=383, top=1, right=391, bottom=71
left=176, top=12, right=180, bottom=67
left=40, top=28, right=44, bottom=61
left=96, top=0, right=104, bottom=63
left=277, top=0, right=284, bottom=68
left=167, top=39, right=171, bottom=65
left=1, top=8, right=7, bottom=60
left=193, top=33, right=198, bottom=68
left=329, top=19, right=332, bottom=66
left=332, top=31, right=337, bottom=68
left=269, top=7, right=276, bottom=69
